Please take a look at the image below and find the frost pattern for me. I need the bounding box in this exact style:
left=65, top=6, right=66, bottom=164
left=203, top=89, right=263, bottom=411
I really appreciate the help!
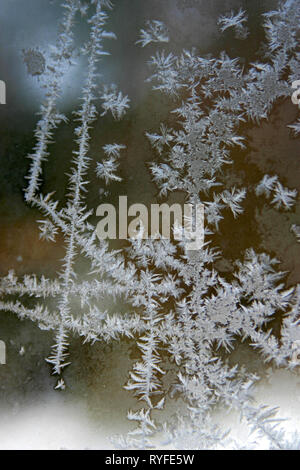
left=100, top=84, right=130, bottom=120
left=136, top=20, right=169, bottom=48
left=1, top=0, right=300, bottom=450
left=256, top=175, right=298, bottom=210
left=218, top=8, right=249, bottom=40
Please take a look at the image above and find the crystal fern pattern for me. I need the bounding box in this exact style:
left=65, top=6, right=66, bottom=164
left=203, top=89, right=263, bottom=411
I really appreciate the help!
left=1, top=0, right=300, bottom=449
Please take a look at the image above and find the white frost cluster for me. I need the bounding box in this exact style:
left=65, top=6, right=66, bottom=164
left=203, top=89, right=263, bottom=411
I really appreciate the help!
left=256, top=175, right=298, bottom=210
left=96, top=143, right=126, bottom=184
left=218, top=8, right=249, bottom=40
left=136, top=20, right=169, bottom=48
left=100, top=84, right=130, bottom=120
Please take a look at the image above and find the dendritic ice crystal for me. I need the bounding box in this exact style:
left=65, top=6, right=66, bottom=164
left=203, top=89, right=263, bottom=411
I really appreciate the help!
left=1, top=0, right=300, bottom=450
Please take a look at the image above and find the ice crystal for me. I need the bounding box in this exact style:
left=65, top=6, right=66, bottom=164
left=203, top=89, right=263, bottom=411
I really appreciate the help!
left=256, top=176, right=298, bottom=211
left=218, top=8, right=249, bottom=40
left=100, top=84, right=130, bottom=120
left=136, top=20, right=169, bottom=48
left=96, top=143, right=126, bottom=184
